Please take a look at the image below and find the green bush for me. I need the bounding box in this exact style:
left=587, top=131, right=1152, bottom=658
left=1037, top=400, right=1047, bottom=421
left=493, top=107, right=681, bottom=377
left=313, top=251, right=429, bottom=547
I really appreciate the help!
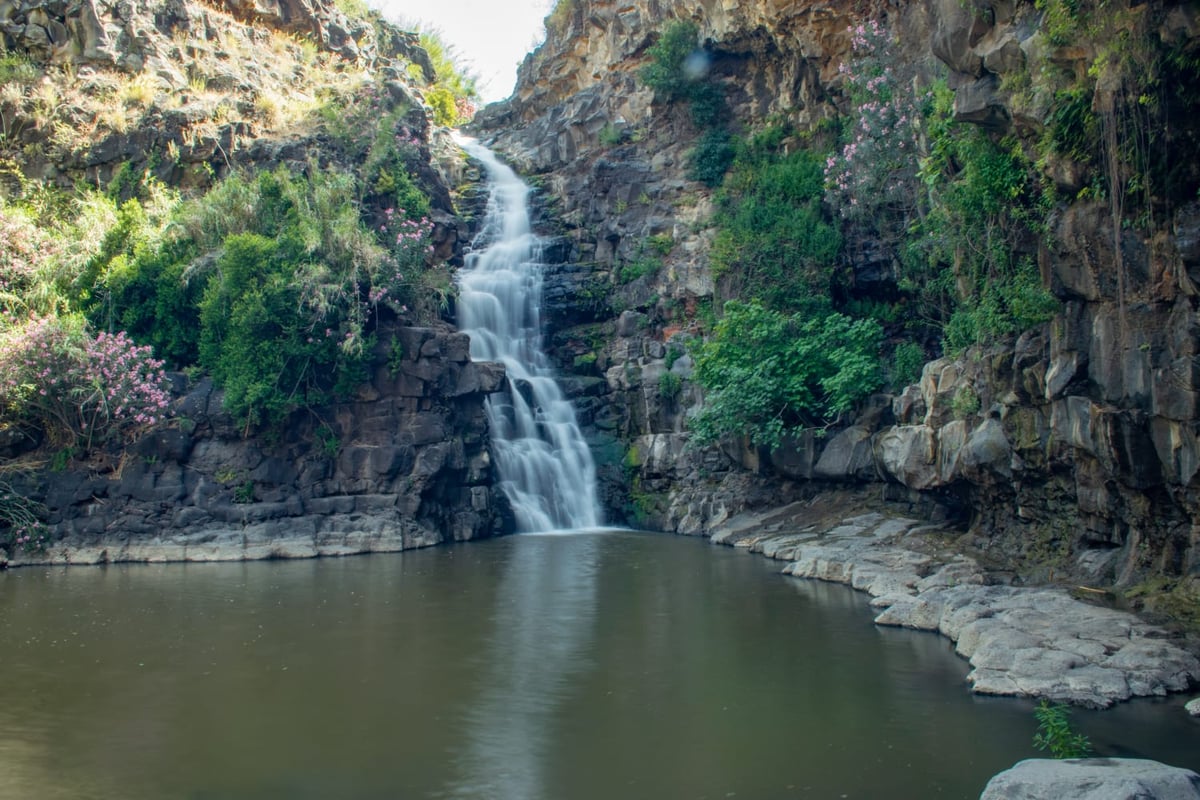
left=1047, top=87, right=1099, bottom=163
left=1032, top=700, right=1092, bottom=759
left=638, top=17, right=729, bottom=134
left=639, top=20, right=702, bottom=102
left=889, top=340, right=927, bottom=390
left=418, top=32, right=480, bottom=126
left=67, top=158, right=434, bottom=427
left=689, top=129, right=735, bottom=187
left=906, top=100, right=1058, bottom=351
left=690, top=300, right=883, bottom=448
left=687, top=82, right=725, bottom=128
left=710, top=146, right=840, bottom=309
left=618, top=256, right=659, bottom=285
left=658, top=370, right=682, bottom=402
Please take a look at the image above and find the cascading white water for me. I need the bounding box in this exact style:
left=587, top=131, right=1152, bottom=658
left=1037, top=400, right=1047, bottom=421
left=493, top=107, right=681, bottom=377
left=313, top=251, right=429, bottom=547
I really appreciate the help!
left=456, top=139, right=602, bottom=532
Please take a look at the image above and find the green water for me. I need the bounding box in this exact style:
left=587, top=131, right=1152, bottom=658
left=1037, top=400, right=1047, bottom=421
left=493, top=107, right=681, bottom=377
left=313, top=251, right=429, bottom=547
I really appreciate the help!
left=1, top=531, right=1197, bottom=799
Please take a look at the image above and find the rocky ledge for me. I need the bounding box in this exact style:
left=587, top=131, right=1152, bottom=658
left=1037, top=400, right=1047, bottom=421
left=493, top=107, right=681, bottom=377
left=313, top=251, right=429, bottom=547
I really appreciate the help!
left=0, top=324, right=508, bottom=568
left=709, top=499, right=1200, bottom=709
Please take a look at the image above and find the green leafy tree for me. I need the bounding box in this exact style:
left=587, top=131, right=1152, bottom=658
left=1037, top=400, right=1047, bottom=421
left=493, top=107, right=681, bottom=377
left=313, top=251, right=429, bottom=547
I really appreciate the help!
left=690, top=301, right=883, bottom=448
left=639, top=20, right=702, bottom=102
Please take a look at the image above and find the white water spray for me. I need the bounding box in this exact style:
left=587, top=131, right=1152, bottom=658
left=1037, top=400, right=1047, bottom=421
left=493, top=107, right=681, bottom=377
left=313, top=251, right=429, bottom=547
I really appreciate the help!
left=456, top=139, right=602, bottom=532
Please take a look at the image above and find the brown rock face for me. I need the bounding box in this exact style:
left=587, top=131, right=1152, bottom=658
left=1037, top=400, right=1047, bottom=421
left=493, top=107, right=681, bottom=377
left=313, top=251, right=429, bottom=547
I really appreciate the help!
left=472, top=0, right=1200, bottom=602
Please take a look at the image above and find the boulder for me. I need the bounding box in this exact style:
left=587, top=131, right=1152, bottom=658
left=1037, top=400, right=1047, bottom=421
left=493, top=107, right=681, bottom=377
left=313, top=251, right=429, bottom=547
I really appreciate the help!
left=930, top=0, right=989, bottom=75
left=768, top=430, right=818, bottom=480
left=874, top=425, right=939, bottom=489
left=892, top=384, right=927, bottom=425
left=1045, top=351, right=1083, bottom=400
left=981, top=36, right=1026, bottom=74
left=1150, top=419, right=1200, bottom=486
left=814, top=426, right=876, bottom=481
left=958, top=418, right=1014, bottom=482
left=980, top=758, right=1200, bottom=800
left=1175, top=202, right=1200, bottom=269
left=955, top=74, right=1010, bottom=129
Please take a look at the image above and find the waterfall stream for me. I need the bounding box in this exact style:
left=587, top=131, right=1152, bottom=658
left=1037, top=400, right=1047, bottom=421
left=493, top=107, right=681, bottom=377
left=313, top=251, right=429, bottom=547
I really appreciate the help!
left=456, top=139, right=602, bottom=532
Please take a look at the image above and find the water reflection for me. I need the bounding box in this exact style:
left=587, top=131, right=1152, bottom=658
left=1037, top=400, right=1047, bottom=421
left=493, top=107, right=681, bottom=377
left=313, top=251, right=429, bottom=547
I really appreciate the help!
left=446, top=532, right=602, bottom=800
left=0, top=534, right=1196, bottom=800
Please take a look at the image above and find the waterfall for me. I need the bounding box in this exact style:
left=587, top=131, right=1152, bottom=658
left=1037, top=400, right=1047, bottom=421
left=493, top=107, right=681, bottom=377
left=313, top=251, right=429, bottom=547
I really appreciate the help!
left=456, top=139, right=602, bottom=532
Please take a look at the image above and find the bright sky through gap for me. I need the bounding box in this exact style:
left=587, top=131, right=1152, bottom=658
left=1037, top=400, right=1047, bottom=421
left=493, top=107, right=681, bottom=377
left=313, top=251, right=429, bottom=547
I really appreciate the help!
left=371, top=0, right=557, bottom=104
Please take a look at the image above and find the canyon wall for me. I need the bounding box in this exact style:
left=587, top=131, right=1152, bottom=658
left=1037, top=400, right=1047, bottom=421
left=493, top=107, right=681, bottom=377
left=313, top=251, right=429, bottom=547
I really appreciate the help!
left=473, top=0, right=1200, bottom=611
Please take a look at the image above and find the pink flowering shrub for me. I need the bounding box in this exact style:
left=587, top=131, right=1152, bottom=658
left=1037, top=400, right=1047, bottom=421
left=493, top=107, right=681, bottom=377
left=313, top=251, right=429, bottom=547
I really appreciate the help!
left=824, top=21, right=929, bottom=223
left=0, top=315, right=170, bottom=450
left=370, top=208, right=435, bottom=313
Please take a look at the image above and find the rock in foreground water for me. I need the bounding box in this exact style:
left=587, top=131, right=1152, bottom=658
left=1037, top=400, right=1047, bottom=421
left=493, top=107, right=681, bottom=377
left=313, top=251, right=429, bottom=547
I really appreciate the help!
left=980, top=758, right=1200, bottom=800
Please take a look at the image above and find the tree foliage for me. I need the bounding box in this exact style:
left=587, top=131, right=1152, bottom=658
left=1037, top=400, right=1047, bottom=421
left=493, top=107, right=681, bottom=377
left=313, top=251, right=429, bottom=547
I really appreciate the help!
left=639, top=20, right=702, bottom=103
left=0, top=74, right=446, bottom=434
left=690, top=301, right=883, bottom=448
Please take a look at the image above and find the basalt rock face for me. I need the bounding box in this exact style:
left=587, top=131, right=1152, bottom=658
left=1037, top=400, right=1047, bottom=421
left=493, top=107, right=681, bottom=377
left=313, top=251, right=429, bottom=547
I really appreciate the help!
left=1, top=323, right=508, bottom=566
left=0, top=0, right=451, bottom=215
left=474, top=0, right=1200, bottom=613
left=476, top=0, right=892, bottom=524
left=0, top=0, right=412, bottom=68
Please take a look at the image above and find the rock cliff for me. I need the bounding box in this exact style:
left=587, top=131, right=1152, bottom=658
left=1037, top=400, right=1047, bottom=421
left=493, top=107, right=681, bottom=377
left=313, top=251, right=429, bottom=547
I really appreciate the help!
left=0, top=0, right=445, bottom=205
left=473, top=0, right=1200, bottom=621
left=0, top=0, right=508, bottom=564
left=3, top=322, right=507, bottom=565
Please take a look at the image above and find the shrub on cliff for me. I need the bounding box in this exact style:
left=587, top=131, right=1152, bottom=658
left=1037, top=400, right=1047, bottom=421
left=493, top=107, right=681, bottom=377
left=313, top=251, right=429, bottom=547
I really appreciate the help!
left=905, top=104, right=1059, bottom=351
left=640, top=20, right=704, bottom=104
left=416, top=31, right=479, bottom=126
left=712, top=140, right=840, bottom=309
left=825, top=22, right=1058, bottom=352
left=689, top=300, right=882, bottom=448
left=2, top=165, right=439, bottom=433
left=0, top=315, right=169, bottom=450
left=186, top=163, right=434, bottom=426
left=642, top=19, right=735, bottom=184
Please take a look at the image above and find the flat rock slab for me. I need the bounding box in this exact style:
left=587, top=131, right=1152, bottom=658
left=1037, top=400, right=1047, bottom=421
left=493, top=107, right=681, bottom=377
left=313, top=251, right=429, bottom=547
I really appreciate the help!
left=709, top=504, right=1200, bottom=708
left=980, top=758, right=1200, bottom=799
